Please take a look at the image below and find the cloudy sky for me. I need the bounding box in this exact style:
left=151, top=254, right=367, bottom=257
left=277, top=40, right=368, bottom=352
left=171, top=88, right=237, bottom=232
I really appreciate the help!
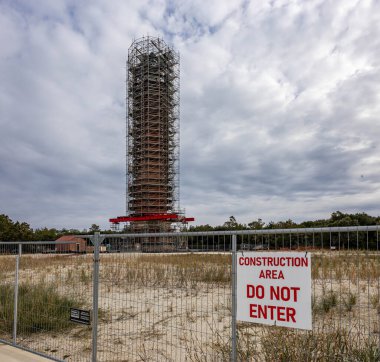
left=1, top=0, right=379, bottom=230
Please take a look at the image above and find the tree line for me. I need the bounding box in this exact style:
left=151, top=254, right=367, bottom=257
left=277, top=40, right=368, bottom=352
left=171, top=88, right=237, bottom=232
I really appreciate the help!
left=188, top=211, right=380, bottom=232
left=1, top=211, right=379, bottom=241
left=186, top=211, right=380, bottom=251
left=0, top=214, right=101, bottom=241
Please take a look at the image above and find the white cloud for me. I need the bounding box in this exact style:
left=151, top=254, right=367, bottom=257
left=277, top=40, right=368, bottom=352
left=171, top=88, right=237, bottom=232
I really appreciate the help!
left=0, top=0, right=379, bottom=230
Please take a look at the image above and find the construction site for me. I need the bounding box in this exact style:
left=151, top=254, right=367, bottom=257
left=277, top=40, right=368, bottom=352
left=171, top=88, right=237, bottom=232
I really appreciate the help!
left=1, top=32, right=379, bottom=362
left=110, top=36, right=193, bottom=249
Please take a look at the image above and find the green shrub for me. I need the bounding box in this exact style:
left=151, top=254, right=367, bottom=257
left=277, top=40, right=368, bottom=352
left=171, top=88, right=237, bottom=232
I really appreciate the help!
left=0, top=283, right=82, bottom=335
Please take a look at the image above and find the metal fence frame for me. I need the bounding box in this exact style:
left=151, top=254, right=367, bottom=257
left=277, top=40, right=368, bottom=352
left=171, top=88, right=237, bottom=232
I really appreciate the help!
left=0, top=226, right=379, bottom=361
left=0, top=241, right=79, bottom=361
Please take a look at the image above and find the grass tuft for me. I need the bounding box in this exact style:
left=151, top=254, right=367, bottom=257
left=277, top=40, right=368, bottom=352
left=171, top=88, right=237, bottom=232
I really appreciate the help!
left=343, top=292, right=357, bottom=312
left=0, top=283, right=82, bottom=335
left=260, top=329, right=379, bottom=362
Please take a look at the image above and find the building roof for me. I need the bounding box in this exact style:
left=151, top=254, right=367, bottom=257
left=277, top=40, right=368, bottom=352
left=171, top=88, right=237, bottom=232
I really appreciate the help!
left=55, top=236, right=86, bottom=243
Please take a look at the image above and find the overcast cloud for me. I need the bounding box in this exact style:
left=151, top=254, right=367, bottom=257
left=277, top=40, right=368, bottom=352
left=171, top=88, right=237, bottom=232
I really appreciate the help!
left=1, top=0, right=379, bottom=230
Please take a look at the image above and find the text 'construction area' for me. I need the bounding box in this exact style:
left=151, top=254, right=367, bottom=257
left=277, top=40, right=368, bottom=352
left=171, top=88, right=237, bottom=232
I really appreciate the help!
left=237, top=252, right=312, bottom=330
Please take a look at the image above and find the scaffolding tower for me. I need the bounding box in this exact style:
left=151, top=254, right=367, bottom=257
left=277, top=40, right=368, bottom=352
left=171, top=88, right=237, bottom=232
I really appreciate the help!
left=110, top=36, right=193, bottom=248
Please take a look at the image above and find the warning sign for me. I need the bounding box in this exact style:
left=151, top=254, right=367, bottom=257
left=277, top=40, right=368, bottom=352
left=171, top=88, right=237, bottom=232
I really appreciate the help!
left=70, top=308, right=91, bottom=325
left=237, top=252, right=311, bottom=330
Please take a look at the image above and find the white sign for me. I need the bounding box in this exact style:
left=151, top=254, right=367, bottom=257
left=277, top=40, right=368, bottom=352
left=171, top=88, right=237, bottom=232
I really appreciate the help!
left=237, top=251, right=312, bottom=330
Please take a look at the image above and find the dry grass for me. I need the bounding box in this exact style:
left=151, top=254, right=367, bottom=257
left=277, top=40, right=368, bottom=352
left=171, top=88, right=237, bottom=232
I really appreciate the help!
left=100, top=253, right=231, bottom=288
left=184, top=324, right=380, bottom=361
left=0, top=283, right=82, bottom=335
left=311, top=253, right=380, bottom=281
left=259, top=328, right=379, bottom=362
left=0, top=250, right=379, bottom=361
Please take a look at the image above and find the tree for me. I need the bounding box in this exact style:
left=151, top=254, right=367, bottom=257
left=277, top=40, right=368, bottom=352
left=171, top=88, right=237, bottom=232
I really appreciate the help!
left=248, top=218, right=265, bottom=230
left=0, top=214, right=33, bottom=241
left=0, top=214, right=15, bottom=240
left=34, top=227, right=59, bottom=241
left=89, top=224, right=101, bottom=233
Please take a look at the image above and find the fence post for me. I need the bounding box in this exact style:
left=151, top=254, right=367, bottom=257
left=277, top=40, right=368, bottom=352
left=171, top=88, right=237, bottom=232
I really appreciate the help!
left=13, top=243, right=21, bottom=345
left=231, top=234, right=237, bottom=362
left=92, top=232, right=100, bottom=362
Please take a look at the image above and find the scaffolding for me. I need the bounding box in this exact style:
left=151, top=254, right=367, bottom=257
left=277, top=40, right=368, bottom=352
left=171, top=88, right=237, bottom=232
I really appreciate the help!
left=110, top=36, right=193, bottom=245
left=127, top=36, right=180, bottom=219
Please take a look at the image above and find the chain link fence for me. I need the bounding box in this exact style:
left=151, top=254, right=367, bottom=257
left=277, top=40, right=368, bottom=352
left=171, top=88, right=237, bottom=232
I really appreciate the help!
left=0, top=226, right=379, bottom=361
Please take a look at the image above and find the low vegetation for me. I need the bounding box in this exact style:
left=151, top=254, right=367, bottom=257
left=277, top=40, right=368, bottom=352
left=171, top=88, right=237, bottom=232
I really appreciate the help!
left=259, top=329, right=380, bottom=362
left=0, top=283, right=82, bottom=335
left=0, top=243, right=378, bottom=360
left=185, top=325, right=380, bottom=361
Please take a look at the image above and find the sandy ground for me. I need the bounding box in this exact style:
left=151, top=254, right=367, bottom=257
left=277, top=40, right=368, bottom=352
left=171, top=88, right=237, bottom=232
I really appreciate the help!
left=0, top=252, right=379, bottom=361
